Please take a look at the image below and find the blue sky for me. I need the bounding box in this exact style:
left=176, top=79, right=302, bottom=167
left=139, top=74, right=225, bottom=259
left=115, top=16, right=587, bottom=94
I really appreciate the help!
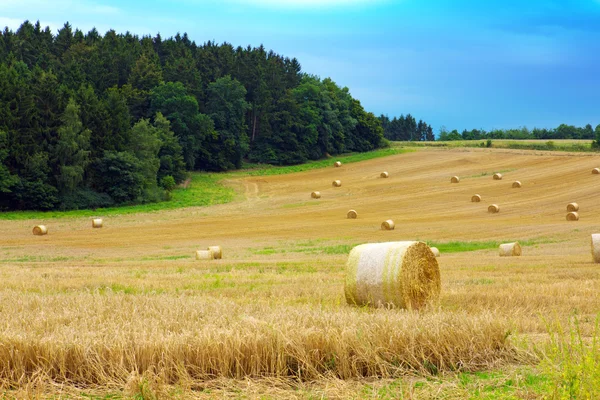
left=2, top=0, right=600, bottom=132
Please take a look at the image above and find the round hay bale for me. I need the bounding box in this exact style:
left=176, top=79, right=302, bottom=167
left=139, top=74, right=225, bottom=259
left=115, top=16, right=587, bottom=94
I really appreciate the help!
left=430, top=247, right=440, bottom=257
left=311, top=191, right=321, bottom=199
left=32, top=225, right=48, bottom=236
left=488, top=204, right=500, bottom=213
left=381, top=220, right=395, bottom=230
left=450, top=176, right=460, bottom=183
left=380, top=171, right=389, bottom=178
left=566, top=211, right=579, bottom=221
left=593, top=168, right=600, bottom=174
left=567, top=202, right=579, bottom=212
left=512, top=181, right=522, bottom=188
left=195, top=250, right=213, bottom=260
left=471, top=194, right=482, bottom=202
left=332, top=180, right=342, bottom=187
left=92, top=218, right=103, bottom=228
left=344, top=241, right=441, bottom=309
left=208, top=246, right=222, bottom=259
left=591, top=234, right=600, bottom=263
left=347, top=209, right=358, bottom=219
left=499, top=242, right=521, bottom=257
left=493, top=173, right=502, bottom=180
left=334, top=161, right=342, bottom=168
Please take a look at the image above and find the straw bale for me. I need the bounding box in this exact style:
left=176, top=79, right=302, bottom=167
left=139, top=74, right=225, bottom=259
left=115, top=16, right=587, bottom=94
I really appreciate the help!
left=493, top=173, right=502, bottom=180
left=381, top=220, right=395, bottom=230
left=332, top=180, right=342, bottom=187
left=380, top=171, right=389, bottom=178
left=471, top=194, right=481, bottom=202
left=344, top=241, right=441, bottom=309
left=334, top=161, right=342, bottom=168
left=430, top=247, right=440, bottom=257
left=32, top=225, right=48, bottom=236
left=208, top=246, right=222, bottom=259
left=566, top=211, right=579, bottom=221
left=92, top=218, right=103, bottom=228
left=488, top=204, right=500, bottom=213
left=195, top=250, right=213, bottom=260
left=512, top=181, right=522, bottom=188
left=311, top=191, right=321, bottom=199
left=593, top=168, right=600, bottom=174
left=347, top=210, right=358, bottom=219
left=499, top=242, right=521, bottom=257
left=450, top=176, right=460, bottom=183
left=591, top=234, right=600, bottom=263
left=567, top=202, right=579, bottom=212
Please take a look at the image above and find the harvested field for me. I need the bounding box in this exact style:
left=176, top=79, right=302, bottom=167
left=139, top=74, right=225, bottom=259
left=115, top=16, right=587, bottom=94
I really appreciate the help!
left=2, top=147, right=600, bottom=398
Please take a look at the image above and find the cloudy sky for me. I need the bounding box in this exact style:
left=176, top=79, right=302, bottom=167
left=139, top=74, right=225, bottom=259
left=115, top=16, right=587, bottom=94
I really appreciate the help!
left=2, top=0, right=600, bottom=132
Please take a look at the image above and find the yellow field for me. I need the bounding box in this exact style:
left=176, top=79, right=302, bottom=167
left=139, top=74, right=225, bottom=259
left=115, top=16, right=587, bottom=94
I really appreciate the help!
left=1, top=147, right=600, bottom=398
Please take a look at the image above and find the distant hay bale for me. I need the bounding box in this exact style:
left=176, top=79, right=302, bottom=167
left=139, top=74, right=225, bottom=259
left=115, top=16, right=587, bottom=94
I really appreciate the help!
left=347, top=209, right=358, bottom=219
left=488, top=204, right=500, bottom=213
left=32, top=225, right=48, bottom=236
left=499, top=242, right=521, bottom=257
left=381, top=220, right=395, bottom=230
left=567, top=202, right=579, bottom=212
left=566, top=211, right=579, bottom=221
left=380, top=171, right=389, bottom=178
left=450, top=176, right=460, bottom=183
left=92, top=218, right=103, bottom=228
left=471, top=194, right=482, bottom=202
left=311, top=191, right=321, bottom=199
left=332, top=180, right=342, bottom=187
left=593, top=168, right=600, bottom=174
left=344, top=241, right=441, bottom=309
left=195, top=250, right=213, bottom=260
left=430, top=247, right=440, bottom=257
left=334, top=161, right=342, bottom=168
left=208, top=246, right=222, bottom=259
left=591, top=234, right=600, bottom=263
left=512, top=181, right=522, bottom=188
left=493, top=173, right=502, bottom=180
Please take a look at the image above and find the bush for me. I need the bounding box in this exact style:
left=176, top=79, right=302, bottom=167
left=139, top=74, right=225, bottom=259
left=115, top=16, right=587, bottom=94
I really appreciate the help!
left=58, top=188, right=115, bottom=210
left=160, top=175, right=176, bottom=191
left=486, top=139, right=493, bottom=148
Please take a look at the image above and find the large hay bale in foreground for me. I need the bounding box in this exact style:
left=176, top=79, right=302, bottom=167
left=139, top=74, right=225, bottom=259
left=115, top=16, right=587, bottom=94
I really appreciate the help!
left=347, top=209, right=358, bottom=219
left=430, top=247, right=440, bottom=257
left=32, top=225, right=48, bottom=236
left=208, top=246, right=222, bottom=259
left=344, top=241, right=441, bottom=309
left=488, top=204, right=500, bottom=213
left=493, top=173, right=502, bottom=180
left=593, top=168, right=600, bottom=174
left=311, top=191, right=321, bottom=199
left=566, top=211, right=579, bottom=221
left=471, top=194, right=482, bottom=202
left=512, top=181, right=522, bottom=188
left=334, top=161, right=342, bottom=168
left=92, top=218, right=103, bottom=228
left=332, top=180, right=342, bottom=187
left=499, top=242, right=521, bottom=257
left=380, top=171, right=389, bottom=178
left=195, top=250, right=213, bottom=260
left=567, top=202, right=579, bottom=212
left=592, top=234, right=600, bottom=263
left=450, top=176, right=460, bottom=183
left=381, top=220, right=395, bottom=230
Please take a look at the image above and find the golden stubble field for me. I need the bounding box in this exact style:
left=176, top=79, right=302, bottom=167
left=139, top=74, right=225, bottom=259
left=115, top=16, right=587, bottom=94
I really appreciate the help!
left=1, top=147, right=600, bottom=398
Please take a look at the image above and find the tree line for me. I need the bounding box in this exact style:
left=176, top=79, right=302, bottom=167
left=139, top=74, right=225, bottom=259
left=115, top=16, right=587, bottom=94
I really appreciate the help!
left=0, top=21, right=385, bottom=211
left=378, top=114, right=434, bottom=141
left=439, top=124, right=600, bottom=141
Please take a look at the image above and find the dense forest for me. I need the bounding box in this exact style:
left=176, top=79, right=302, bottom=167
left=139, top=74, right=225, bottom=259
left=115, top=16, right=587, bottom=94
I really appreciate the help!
left=0, top=21, right=385, bottom=211
left=439, top=124, right=600, bottom=141
left=378, top=114, right=434, bottom=141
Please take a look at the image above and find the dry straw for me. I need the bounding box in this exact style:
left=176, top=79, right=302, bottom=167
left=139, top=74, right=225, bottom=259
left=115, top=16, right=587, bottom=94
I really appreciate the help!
left=334, top=161, right=342, bottom=168
left=488, top=204, right=500, bottom=213
left=195, top=250, right=213, bottom=260
left=592, top=234, right=600, bottom=263
left=430, top=247, right=440, bottom=257
left=92, top=218, right=103, bottom=228
left=471, top=194, right=482, bottom=202
left=332, top=180, right=342, bottom=187
left=32, top=225, right=48, bottom=236
left=381, top=220, right=395, bottom=230
left=566, top=212, right=579, bottom=221
left=512, top=181, right=522, bottom=188
left=208, top=246, right=222, bottom=259
left=567, top=202, right=579, bottom=212
left=493, top=173, right=502, bottom=180
left=450, top=176, right=460, bottom=183
left=499, top=242, right=521, bottom=257
left=380, top=172, right=389, bottom=178
left=593, top=168, right=600, bottom=174
left=347, top=210, right=358, bottom=219
left=344, top=241, right=441, bottom=309
left=311, top=191, right=321, bottom=199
